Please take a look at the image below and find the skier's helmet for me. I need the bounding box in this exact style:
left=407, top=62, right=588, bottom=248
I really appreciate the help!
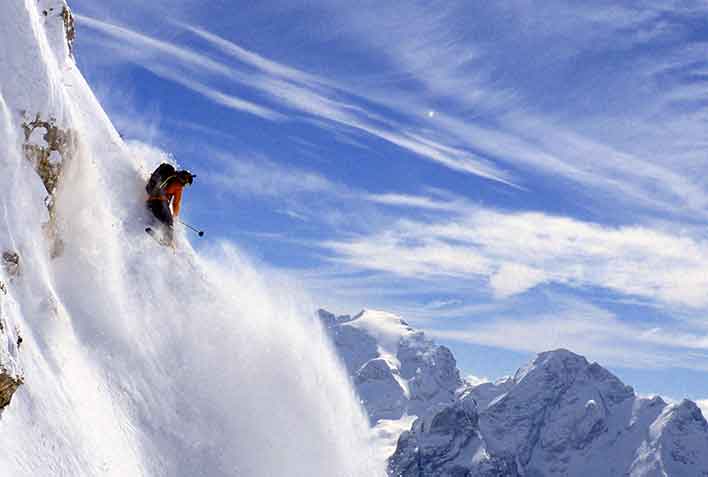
left=177, top=170, right=195, bottom=185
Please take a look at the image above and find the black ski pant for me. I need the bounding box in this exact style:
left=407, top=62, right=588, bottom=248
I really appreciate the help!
left=147, top=199, right=174, bottom=242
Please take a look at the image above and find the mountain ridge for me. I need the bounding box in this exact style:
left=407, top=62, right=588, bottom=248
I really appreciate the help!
left=319, top=309, right=708, bottom=476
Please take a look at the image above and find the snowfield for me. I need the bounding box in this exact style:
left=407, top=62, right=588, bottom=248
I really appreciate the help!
left=0, top=1, right=384, bottom=476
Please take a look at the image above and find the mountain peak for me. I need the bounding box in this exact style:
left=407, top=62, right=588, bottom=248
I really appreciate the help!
left=317, top=308, right=354, bottom=326
left=531, top=348, right=590, bottom=371
left=513, top=349, right=635, bottom=401
left=354, top=308, right=411, bottom=328
left=536, top=347, right=586, bottom=362
left=319, top=308, right=461, bottom=428
left=317, top=305, right=708, bottom=476
left=665, top=399, right=708, bottom=427
left=390, top=344, right=708, bottom=476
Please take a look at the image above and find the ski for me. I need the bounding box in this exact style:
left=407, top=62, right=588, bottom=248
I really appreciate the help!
left=145, top=227, right=172, bottom=248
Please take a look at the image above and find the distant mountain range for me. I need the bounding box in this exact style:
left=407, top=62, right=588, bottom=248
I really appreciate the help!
left=319, top=309, right=708, bottom=477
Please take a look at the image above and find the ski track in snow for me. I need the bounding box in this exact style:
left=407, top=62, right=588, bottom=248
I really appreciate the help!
left=0, top=1, right=385, bottom=476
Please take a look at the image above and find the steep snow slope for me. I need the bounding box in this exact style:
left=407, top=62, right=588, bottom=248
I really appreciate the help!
left=390, top=349, right=708, bottom=477
left=0, top=2, right=384, bottom=476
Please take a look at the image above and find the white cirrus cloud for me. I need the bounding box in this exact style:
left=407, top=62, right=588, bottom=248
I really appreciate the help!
left=309, top=1, right=708, bottom=219
left=203, top=153, right=340, bottom=199
left=364, top=193, right=467, bottom=212
left=323, top=205, right=708, bottom=308
left=427, top=296, right=708, bottom=371
left=77, top=15, right=516, bottom=186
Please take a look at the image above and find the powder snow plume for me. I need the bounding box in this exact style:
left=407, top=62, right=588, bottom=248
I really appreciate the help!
left=0, top=1, right=384, bottom=475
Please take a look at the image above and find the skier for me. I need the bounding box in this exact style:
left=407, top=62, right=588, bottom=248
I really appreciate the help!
left=145, top=164, right=195, bottom=246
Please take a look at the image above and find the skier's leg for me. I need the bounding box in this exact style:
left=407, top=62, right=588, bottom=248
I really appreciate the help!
left=148, top=200, right=174, bottom=243
left=159, top=203, right=174, bottom=245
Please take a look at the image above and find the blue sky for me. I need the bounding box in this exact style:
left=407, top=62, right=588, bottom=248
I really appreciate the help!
left=69, top=0, right=708, bottom=404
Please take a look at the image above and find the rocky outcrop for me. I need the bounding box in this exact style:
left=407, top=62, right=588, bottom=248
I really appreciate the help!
left=22, top=114, right=76, bottom=257
left=0, top=279, right=22, bottom=412
left=22, top=115, right=75, bottom=196
left=1, top=252, right=19, bottom=278
left=388, top=349, right=708, bottom=477
left=39, top=0, right=76, bottom=56
left=0, top=372, right=22, bottom=410
left=61, top=4, right=76, bottom=55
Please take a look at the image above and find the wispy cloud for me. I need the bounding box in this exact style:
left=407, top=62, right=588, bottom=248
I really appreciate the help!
left=323, top=206, right=708, bottom=308
left=75, top=15, right=283, bottom=120
left=174, top=22, right=319, bottom=86
left=309, top=1, right=708, bottom=219
left=204, top=153, right=340, bottom=198
left=146, top=64, right=284, bottom=121
left=76, top=14, right=516, bottom=186
left=364, top=192, right=469, bottom=212
left=76, top=2, right=708, bottom=219
left=427, top=295, right=708, bottom=371
left=71, top=0, right=708, bottom=390
left=76, top=14, right=233, bottom=76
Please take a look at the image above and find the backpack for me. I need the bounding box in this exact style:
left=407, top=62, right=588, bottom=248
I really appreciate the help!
left=146, top=163, right=176, bottom=196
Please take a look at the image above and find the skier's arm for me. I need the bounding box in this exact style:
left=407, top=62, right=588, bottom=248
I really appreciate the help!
left=171, top=188, right=183, bottom=217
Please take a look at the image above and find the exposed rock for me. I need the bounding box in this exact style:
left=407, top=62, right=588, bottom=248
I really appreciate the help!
left=2, top=251, right=20, bottom=278
left=22, top=115, right=74, bottom=193
left=22, top=114, right=75, bottom=257
left=39, top=0, right=75, bottom=57
left=0, top=277, right=22, bottom=412
left=0, top=371, right=22, bottom=410
left=61, top=5, right=75, bottom=55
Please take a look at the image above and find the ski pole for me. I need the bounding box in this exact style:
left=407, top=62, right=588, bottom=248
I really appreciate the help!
left=179, top=220, right=205, bottom=237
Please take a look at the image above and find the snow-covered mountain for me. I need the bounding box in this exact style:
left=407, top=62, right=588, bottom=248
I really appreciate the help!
left=391, top=349, right=708, bottom=476
left=318, top=309, right=462, bottom=457
left=319, top=309, right=461, bottom=423
left=0, top=2, right=384, bottom=475
left=320, top=310, right=708, bottom=476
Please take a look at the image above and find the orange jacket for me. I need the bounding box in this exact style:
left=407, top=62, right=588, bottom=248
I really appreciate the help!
left=148, top=179, right=184, bottom=216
